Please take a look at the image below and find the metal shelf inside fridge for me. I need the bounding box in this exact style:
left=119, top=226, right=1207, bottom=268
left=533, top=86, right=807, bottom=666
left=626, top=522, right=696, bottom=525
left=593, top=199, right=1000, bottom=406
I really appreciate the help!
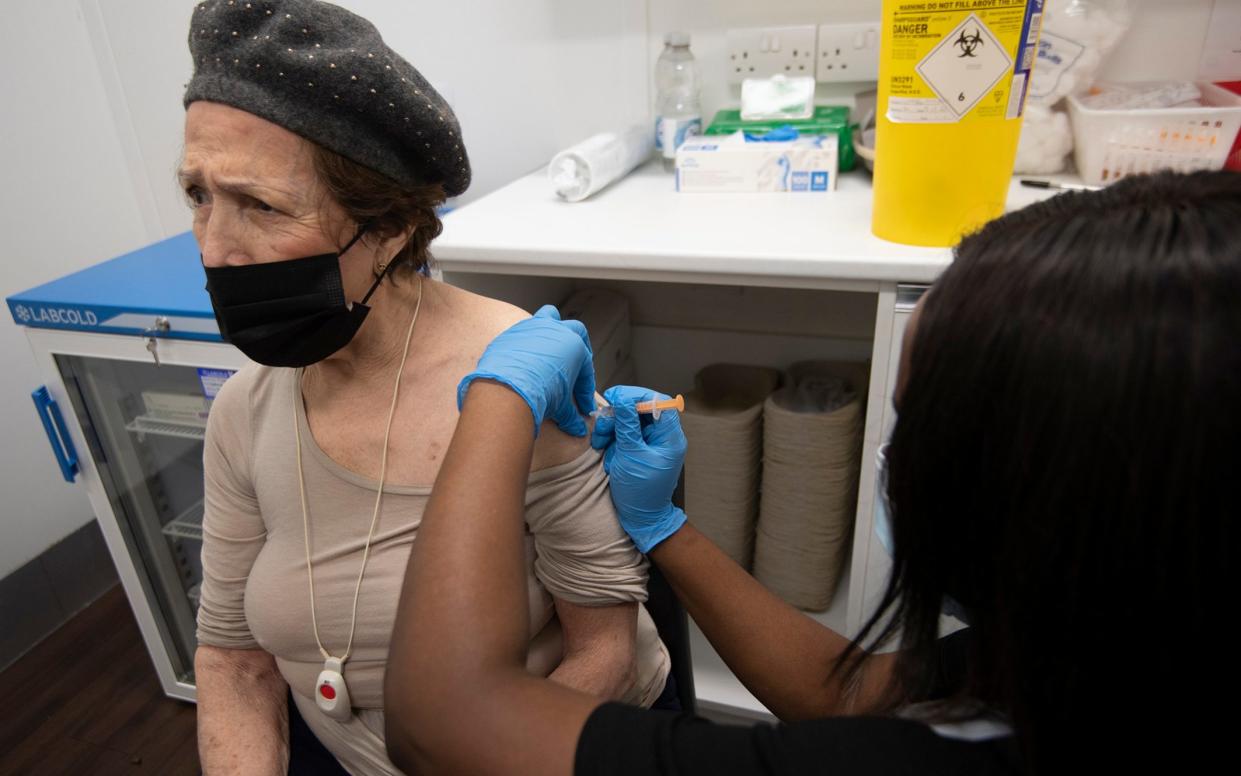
left=125, top=414, right=207, bottom=441
left=162, top=499, right=204, bottom=541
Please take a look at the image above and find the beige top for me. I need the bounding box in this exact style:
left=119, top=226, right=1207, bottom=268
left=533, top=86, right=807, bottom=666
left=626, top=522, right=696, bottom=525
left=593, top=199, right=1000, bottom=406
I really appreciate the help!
left=197, top=365, right=669, bottom=776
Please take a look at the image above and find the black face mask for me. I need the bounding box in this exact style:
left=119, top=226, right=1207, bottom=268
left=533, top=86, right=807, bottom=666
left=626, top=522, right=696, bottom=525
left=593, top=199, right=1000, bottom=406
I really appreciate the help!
left=203, top=229, right=393, bottom=367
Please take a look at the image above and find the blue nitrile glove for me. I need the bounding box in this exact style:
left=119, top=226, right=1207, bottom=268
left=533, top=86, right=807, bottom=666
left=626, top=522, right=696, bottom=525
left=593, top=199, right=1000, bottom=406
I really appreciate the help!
left=590, top=385, right=688, bottom=553
left=457, top=305, right=596, bottom=438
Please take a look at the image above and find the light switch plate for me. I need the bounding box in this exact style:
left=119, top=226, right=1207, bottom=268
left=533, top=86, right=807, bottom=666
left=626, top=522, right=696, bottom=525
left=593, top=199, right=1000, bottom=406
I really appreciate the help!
left=726, top=25, right=818, bottom=85
left=816, top=22, right=881, bottom=82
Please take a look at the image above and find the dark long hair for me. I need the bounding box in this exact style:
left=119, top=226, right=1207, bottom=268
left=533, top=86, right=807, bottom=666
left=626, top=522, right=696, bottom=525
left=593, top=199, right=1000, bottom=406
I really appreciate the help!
left=848, top=171, right=1241, bottom=771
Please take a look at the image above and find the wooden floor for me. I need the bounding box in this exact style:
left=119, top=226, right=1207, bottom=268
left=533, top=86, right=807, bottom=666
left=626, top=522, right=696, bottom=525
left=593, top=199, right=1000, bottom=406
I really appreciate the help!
left=0, top=586, right=199, bottom=776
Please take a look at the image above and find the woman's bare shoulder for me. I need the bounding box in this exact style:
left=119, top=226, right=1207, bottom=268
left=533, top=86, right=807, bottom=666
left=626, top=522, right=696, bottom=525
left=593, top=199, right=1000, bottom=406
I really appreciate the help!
left=430, top=282, right=592, bottom=469
left=429, top=281, right=528, bottom=352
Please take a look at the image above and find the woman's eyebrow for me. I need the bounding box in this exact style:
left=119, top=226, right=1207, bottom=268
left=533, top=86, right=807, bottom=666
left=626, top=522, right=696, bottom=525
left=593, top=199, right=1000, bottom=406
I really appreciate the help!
left=175, top=167, right=201, bottom=188
left=177, top=167, right=297, bottom=201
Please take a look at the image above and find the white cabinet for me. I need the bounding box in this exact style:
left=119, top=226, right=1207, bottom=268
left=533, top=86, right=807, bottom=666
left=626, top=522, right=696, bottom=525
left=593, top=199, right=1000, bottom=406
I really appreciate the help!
left=433, top=163, right=1047, bottom=719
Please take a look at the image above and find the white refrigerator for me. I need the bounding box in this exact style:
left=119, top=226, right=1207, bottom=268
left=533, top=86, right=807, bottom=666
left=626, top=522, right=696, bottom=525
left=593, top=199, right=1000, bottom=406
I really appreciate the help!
left=8, top=232, right=245, bottom=702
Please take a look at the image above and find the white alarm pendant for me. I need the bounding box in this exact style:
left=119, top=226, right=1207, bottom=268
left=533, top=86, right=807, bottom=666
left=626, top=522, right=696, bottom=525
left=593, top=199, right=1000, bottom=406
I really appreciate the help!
left=315, top=656, right=352, bottom=721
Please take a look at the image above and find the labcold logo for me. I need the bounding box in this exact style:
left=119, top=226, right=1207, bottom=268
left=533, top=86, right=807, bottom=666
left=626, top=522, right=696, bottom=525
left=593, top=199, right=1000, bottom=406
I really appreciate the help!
left=19, top=305, right=101, bottom=327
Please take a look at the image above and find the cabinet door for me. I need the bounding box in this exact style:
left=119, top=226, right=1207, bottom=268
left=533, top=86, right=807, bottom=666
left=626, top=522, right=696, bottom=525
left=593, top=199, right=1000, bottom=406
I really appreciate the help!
left=54, top=352, right=234, bottom=695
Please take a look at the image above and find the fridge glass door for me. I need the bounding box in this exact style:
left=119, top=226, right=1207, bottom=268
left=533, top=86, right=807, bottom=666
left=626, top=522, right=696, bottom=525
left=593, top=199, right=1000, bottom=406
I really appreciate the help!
left=55, top=354, right=225, bottom=685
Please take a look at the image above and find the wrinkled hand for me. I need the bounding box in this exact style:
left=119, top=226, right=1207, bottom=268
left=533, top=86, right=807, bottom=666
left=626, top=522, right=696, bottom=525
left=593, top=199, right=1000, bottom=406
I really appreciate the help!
left=591, top=385, right=688, bottom=553
left=457, top=305, right=596, bottom=437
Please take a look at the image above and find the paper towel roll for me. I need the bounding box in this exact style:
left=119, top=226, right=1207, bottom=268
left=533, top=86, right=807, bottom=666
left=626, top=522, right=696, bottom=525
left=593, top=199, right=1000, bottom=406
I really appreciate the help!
left=548, top=125, right=654, bottom=202
left=754, top=361, right=868, bottom=612
left=681, top=364, right=782, bottom=570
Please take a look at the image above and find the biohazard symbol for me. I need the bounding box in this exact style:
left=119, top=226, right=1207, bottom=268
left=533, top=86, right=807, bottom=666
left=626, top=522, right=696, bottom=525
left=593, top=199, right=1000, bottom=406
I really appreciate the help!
left=954, top=28, right=984, bottom=58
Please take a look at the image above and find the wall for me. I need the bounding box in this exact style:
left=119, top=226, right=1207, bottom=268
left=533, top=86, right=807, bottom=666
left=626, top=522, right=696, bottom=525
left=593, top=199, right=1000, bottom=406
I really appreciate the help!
left=83, top=0, right=651, bottom=243
left=647, top=0, right=884, bottom=120
left=648, top=0, right=1226, bottom=122
left=1097, top=0, right=1217, bottom=82
left=0, top=0, right=148, bottom=580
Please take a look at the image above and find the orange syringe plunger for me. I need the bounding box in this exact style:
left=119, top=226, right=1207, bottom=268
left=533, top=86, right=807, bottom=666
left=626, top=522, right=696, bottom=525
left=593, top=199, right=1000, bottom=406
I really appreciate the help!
left=593, top=394, right=685, bottom=419
left=636, top=394, right=685, bottom=416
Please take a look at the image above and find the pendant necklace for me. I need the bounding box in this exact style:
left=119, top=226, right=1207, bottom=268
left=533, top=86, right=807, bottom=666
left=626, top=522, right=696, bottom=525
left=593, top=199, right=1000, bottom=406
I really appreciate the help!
left=293, top=277, right=423, bottom=721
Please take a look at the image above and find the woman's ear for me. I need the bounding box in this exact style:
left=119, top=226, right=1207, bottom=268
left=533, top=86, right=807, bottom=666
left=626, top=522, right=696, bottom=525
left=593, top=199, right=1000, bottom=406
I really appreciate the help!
left=375, top=225, right=416, bottom=266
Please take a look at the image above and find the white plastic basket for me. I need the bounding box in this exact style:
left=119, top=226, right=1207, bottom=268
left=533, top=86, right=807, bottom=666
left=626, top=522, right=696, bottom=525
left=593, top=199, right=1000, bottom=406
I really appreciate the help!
left=1067, top=83, right=1241, bottom=185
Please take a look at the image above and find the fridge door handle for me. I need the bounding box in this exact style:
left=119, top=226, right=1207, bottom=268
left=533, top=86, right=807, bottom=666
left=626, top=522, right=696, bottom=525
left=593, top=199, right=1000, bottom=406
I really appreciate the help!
left=32, top=386, right=80, bottom=483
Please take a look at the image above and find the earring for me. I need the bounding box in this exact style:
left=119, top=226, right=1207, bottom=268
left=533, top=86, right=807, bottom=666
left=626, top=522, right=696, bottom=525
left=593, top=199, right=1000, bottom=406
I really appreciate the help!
left=375, top=261, right=388, bottom=277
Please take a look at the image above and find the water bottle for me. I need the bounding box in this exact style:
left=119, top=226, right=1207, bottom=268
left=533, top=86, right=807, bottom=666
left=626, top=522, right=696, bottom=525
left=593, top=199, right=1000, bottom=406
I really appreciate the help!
left=655, top=32, right=702, bottom=172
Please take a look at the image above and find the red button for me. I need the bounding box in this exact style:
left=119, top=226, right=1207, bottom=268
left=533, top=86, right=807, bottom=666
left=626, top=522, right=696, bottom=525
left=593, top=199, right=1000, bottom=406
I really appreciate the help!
left=319, top=683, right=336, bottom=700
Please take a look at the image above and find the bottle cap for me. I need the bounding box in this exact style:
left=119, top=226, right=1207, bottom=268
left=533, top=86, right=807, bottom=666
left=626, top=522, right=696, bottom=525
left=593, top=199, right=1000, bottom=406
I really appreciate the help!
left=664, top=31, right=691, bottom=47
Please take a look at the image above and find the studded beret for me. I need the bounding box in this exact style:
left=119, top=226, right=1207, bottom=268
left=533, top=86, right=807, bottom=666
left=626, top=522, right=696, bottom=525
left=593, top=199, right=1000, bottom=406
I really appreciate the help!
left=184, top=0, right=471, bottom=197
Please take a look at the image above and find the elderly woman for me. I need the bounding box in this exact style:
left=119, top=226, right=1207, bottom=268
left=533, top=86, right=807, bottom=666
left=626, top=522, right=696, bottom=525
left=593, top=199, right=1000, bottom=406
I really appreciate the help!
left=183, top=1, right=668, bottom=774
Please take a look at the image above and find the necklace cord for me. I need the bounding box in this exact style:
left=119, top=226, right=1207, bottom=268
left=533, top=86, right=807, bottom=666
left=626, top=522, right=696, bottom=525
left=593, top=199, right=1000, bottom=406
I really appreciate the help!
left=295, top=276, right=424, bottom=664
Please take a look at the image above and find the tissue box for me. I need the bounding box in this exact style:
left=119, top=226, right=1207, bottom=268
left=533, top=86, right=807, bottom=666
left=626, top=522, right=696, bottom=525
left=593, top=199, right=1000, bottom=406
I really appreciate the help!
left=705, top=106, right=855, bottom=170
left=675, top=132, right=838, bottom=193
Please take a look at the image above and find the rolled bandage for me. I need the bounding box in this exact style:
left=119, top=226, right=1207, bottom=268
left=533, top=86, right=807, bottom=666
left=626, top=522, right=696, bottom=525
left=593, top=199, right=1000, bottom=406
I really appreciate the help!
left=549, top=125, right=654, bottom=202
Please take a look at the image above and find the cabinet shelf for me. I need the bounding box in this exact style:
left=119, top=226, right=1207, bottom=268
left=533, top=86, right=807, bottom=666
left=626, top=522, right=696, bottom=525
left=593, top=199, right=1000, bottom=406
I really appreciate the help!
left=689, top=567, right=851, bottom=720
left=126, top=414, right=207, bottom=441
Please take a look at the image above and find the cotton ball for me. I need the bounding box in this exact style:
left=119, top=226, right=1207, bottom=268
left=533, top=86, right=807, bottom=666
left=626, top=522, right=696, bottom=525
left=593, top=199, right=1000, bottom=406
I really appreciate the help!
left=1028, top=0, right=1132, bottom=108
left=1014, top=105, right=1073, bottom=174
left=1057, top=71, right=1079, bottom=98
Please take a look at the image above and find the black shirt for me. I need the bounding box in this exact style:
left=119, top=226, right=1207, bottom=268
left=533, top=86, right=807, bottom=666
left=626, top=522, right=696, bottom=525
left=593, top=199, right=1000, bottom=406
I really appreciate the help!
left=575, top=631, right=1020, bottom=775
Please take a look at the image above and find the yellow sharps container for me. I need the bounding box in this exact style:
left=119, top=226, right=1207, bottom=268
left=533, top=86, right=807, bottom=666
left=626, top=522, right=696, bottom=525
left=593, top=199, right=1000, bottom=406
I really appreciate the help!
left=873, top=0, right=1044, bottom=246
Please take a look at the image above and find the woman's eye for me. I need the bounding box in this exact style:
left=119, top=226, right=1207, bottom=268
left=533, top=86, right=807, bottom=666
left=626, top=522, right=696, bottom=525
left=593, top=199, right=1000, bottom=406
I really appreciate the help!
left=184, top=185, right=208, bottom=207
left=246, top=195, right=278, bottom=214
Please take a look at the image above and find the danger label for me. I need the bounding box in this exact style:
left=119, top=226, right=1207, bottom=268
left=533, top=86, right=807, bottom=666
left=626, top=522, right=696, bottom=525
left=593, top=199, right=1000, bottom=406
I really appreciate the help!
left=884, top=0, right=1042, bottom=125
left=917, top=14, right=1011, bottom=117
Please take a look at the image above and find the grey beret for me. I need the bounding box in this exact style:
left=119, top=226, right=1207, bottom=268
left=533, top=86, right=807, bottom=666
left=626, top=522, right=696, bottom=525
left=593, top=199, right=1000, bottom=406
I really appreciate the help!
left=185, top=0, right=471, bottom=197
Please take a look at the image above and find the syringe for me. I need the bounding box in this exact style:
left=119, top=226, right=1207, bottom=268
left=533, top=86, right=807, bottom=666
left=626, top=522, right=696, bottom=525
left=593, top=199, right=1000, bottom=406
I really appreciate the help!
left=593, top=394, right=685, bottom=420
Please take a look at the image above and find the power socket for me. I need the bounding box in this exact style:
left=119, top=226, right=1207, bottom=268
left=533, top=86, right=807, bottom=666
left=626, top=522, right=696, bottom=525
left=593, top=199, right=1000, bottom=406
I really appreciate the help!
left=816, top=23, right=881, bottom=82
left=726, top=26, right=817, bottom=85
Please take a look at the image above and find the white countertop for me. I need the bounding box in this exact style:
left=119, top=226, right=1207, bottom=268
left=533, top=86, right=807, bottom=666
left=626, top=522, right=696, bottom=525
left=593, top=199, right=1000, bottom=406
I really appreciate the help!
left=435, top=161, right=1065, bottom=290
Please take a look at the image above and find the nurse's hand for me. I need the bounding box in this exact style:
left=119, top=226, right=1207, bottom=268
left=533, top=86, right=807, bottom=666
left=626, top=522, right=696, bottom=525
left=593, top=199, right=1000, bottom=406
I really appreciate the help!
left=458, top=305, right=596, bottom=438
left=591, top=386, right=688, bottom=554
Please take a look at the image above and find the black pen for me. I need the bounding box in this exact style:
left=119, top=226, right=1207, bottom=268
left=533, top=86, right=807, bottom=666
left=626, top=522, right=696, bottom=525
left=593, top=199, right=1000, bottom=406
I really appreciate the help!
left=1020, top=178, right=1103, bottom=192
